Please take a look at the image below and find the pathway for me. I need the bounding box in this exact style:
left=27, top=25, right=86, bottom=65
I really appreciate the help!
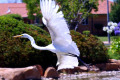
left=103, top=41, right=112, bottom=46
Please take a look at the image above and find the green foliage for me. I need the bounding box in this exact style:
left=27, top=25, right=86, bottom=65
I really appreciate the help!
left=82, top=30, right=90, bottom=36
left=57, top=0, right=99, bottom=23
left=71, top=30, right=108, bottom=64
left=23, top=0, right=41, bottom=19
left=0, top=15, right=108, bottom=69
left=110, top=0, right=120, bottom=23
left=0, top=16, right=57, bottom=69
left=3, top=14, right=23, bottom=21
left=23, top=0, right=99, bottom=23
left=108, top=36, right=120, bottom=59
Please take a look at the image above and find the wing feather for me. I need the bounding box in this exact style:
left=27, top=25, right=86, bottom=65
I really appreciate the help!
left=40, top=0, right=80, bottom=56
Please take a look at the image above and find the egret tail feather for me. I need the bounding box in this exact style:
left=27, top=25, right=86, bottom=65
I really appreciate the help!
left=67, top=53, right=90, bottom=69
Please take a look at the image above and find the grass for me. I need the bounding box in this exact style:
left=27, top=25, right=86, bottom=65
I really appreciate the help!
left=97, top=36, right=115, bottom=41
left=97, top=36, right=108, bottom=41
left=97, top=36, right=115, bottom=49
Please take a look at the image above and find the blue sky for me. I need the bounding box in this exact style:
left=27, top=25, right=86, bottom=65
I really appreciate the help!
left=0, top=0, right=22, bottom=3
left=110, top=0, right=114, bottom=2
left=0, top=0, right=114, bottom=3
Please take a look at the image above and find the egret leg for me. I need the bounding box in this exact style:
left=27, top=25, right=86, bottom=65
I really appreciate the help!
left=76, top=56, right=90, bottom=69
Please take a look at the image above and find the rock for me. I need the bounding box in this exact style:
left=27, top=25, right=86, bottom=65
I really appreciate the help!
left=35, top=65, right=43, bottom=76
left=58, top=66, right=88, bottom=74
left=44, top=67, right=59, bottom=78
left=108, top=59, right=120, bottom=65
left=108, top=59, right=117, bottom=63
left=96, top=63, right=106, bottom=71
left=96, top=63, right=120, bottom=71
left=0, top=65, right=43, bottom=80
left=75, top=66, right=88, bottom=72
left=105, top=63, right=120, bottom=71
left=89, top=65, right=100, bottom=72
left=116, top=60, right=120, bottom=64
left=58, top=68, right=76, bottom=74
left=95, top=64, right=104, bottom=71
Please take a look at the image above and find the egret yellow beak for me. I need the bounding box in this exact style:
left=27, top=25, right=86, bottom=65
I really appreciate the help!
left=13, top=35, right=23, bottom=38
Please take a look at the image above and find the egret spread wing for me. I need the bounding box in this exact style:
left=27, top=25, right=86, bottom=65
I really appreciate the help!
left=40, top=0, right=70, bottom=41
left=40, top=0, right=80, bottom=56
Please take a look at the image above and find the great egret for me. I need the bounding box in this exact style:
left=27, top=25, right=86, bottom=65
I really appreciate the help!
left=14, top=0, right=88, bottom=70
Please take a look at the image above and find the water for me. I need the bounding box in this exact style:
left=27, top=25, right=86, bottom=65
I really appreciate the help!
left=26, top=71, right=120, bottom=80
left=57, top=71, right=120, bottom=80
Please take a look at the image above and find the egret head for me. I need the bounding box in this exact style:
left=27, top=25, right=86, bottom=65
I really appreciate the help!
left=13, top=33, right=30, bottom=38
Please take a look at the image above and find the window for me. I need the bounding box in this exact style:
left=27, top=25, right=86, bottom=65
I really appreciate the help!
left=82, top=18, right=88, bottom=25
left=34, top=17, right=40, bottom=24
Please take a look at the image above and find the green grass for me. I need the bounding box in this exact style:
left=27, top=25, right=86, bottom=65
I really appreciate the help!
left=97, top=36, right=115, bottom=49
left=97, top=36, right=115, bottom=41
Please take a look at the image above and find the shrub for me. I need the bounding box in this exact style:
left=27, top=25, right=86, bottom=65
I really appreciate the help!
left=71, top=30, right=108, bottom=64
left=0, top=15, right=109, bottom=69
left=3, top=14, right=23, bottom=21
left=82, top=30, right=90, bottom=36
left=0, top=16, right=57, bottom=69
left=108, top=37, right=120, bottom=59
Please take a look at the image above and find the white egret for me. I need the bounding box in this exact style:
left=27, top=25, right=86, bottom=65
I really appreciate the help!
left=14, top=0, right=88, bottom=70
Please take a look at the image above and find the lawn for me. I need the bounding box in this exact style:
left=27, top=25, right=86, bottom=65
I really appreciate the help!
left=97, top=36, right=115, bottom=41
left=97, top=36, right=116, bottom=49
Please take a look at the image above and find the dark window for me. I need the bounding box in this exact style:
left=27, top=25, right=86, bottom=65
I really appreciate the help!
left=34, top=17, right=40, bottom=24
left=82, top=18, right=88, bottom=25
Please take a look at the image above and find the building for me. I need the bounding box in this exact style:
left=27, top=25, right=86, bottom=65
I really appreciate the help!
left=0, top=3, right=36, bottom=24
left=0, top=0, right=113, bottom=35
left=76, top=0, right=113, bottom=35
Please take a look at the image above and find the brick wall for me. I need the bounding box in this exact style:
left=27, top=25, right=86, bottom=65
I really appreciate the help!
left=77, top=14, right=108, bottom=36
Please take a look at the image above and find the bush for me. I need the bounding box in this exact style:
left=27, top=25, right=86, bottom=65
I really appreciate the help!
left=82, top=30, right=90, bottom=36
left=0, top=15, right=109, bottom=69
left=0, top=16, right=57, bottom=69
left=71, top=30, right=108, bottom=64
left=108, top=37, right=120, bottom=59
left=3, top=14, right=23, bottom=21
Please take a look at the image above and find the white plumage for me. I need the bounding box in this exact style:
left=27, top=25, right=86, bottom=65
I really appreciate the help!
left=14, top=0, right=80, bottom=70
left=40, top=0, right=80, bottom=70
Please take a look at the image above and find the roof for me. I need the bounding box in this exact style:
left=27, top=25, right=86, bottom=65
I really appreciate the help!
left=0, top=1, right=114, bottom=17
left=0, top=3, right=27, bottom=17
left=91, top=0, right=113, bottom=14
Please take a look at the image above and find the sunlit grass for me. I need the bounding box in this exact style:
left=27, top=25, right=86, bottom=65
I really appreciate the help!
left=97, top=36, right=115, bottom=41
left=96, top=36, right=116, bottom=49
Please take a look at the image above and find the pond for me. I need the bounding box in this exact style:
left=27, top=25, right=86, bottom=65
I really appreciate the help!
left=59, top=71, right=120, bottom=80
left=42, top=71, right=120, bottom=80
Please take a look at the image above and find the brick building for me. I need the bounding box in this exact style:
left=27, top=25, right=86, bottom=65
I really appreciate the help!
left=0, top=0, right=113, bottom=35
left=76, top=0, right=113, bottom=35
left=0, top=3, right=36, bottom=24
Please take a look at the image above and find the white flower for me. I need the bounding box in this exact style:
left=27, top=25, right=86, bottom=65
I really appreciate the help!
left=116, top=45, right=118, bottom=48
left=103, top=27, right=108, bottom=31
left=113, top=23, right=118, bottom=27
left=108, top=21, right=113, bottom=26
left=110, top=26, right=115, bottom=30
left=107, top=29, right=113, bottom=34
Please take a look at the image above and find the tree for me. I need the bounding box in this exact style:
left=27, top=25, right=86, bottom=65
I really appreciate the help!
left=57, top=0, right=99, bottom=30
left=110, top=0, right=120, bottom=23
left=23, top=0, right=41, bottom=19
left=23, top=0, right=100, bottom=29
